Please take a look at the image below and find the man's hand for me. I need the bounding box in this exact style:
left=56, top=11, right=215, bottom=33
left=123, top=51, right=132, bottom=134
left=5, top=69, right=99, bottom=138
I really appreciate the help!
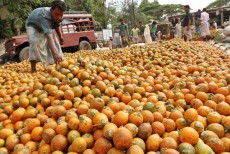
left=53, top=52, right=62, bottom=63
left=47, top=34, right=63, bottom=63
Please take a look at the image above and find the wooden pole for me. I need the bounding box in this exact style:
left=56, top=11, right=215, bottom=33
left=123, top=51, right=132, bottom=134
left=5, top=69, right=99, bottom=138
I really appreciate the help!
left=220, top=0, right=224, bottom=25
left=132, top=0, right=135, bottom=26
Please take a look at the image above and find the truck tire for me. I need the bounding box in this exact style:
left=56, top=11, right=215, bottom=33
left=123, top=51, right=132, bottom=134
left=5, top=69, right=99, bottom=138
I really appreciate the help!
left=79, top=40, right=92, bottom=50
left=19, top=47, right=30, bottom=62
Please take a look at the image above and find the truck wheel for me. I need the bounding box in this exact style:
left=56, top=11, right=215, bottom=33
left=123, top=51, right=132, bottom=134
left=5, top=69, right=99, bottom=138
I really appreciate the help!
left=79, top=40, right=92, bottom=50
left=19, top=47, right=30, bottom=62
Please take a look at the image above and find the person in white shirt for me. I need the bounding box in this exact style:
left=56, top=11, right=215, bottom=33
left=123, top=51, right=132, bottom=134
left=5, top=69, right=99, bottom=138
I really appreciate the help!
left=144, top=24, right=152, bottom=44
left=200, top=8, right=210, bottom=41
left=175, top=18, right=182, bottom=38
left=223, top=19, right=229, bottom=28
left=213, top=21, right=217, bottom=30
left=157, top=31, right=162, bottom=40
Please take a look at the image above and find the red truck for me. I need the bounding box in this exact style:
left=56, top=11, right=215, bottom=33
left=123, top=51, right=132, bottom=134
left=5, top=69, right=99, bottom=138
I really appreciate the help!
left=1, top=13, right=97, bottom=63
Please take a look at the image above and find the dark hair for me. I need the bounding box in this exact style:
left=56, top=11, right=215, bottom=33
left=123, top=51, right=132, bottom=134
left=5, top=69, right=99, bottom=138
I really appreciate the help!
left=184, top=5, right=190, bottom=9
left=203, top=8, right=207, bottom=11
left=120, top=19, right=124, bottom=22
left=51, top=0, right=66, bottom=11
left=152, top=21, right=157, bottom=25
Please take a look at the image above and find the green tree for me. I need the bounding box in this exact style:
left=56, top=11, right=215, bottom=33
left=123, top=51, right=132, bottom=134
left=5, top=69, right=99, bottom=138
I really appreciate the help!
left=66, top=0, right=107, bottom=28
left=207, top=0, right=230, bottom=9
left=0, top=0, right=52, bottom=37
left=106, top=3, right=120, bottom=30
left=138, top=0, right=183, bottom=21
left=139, top=0, right=160, bottom=17
left=65, top=0, right=94, bottom=14
left=0, top=0, right=51, bottom=21
left=118, top=0, right=140, bottom=27
left=93, top=0, right=107, bottom=28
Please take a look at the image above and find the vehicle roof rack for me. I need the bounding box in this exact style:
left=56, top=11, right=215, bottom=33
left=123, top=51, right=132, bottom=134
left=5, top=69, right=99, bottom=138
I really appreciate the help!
left=64, top=11, right=88, bottom=14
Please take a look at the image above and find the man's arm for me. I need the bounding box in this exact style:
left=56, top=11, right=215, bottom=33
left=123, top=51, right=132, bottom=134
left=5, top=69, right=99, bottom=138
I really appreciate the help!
left=187, top=20, right=191, bottom=29
left=55, top=26, right=64, bottom=45
left=47, top=33, right=62, bottom=63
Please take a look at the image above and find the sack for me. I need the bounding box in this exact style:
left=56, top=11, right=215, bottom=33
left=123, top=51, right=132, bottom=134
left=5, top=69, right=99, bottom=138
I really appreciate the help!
left=223, top=26, right=230, bottom=36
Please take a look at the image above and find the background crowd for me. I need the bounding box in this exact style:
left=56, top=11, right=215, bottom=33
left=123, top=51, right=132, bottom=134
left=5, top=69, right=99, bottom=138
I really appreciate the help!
left=111, top=5, right=230, bottom=48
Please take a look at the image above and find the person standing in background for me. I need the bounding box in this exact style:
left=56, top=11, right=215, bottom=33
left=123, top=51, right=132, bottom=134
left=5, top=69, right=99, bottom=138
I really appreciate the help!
left=170, top=27, right=175, bottom=39
left=168, top=19, right=173, bottom=29
left=172, top=18, right=177, bottom=27
left=213, top=21, right=217, bottom=30
left=200, top=8, right=210, bottom=41
left=150, top=21, right=157, bottom=41
left=131, top=24, right=140, bottom=44
left=144, top=24, right=152, bottom=44
left=182, top=5, right=193, bottom=41
left=195, top=9, right=201, bottom=35
left=223, top=19, right=229, bottom=28
left=118, top=19, right=129, bottom=47
left=112, top=28, right=122, bottom=48
left=157, top=31, right=162, bottom=40
left=175, top=18, right=182, bottom=38
left=139, top=21, right=145, bottom=43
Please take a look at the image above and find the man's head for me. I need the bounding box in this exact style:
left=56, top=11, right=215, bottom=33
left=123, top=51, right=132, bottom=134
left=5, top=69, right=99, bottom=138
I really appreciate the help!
left=184, top=5, right=190, bottom=12
left=134, top=24, right=137, bottom=28
left=120, top=19, right=124, bottom=24
left=152, top=21, right=157, bottom=25
left=203, top=8, right=207, bottom=12
left=51, top=0, right=66, bottom=22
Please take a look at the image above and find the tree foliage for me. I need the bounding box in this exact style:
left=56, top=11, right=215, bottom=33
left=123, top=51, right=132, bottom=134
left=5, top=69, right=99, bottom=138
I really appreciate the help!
left=138, top=0, right=184, bottom=21
left=0, top=0, right=223, bottom=38
left=207, top=0, right=230, bottom=9
left=0, top=0, right=51, bottom=21
left=66, top=0, right=94, bottom=14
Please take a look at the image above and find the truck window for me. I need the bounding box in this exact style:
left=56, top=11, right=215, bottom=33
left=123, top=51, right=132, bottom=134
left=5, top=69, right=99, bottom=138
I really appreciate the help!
left=62, top=24, right=77, bottom=34
left=61, top=18, right=94, bottom=34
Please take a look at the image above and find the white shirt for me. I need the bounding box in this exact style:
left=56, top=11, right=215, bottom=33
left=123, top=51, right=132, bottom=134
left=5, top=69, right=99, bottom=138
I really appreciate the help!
left=223, top=21, right=229, bottom=27
left=213, top=22, right=217, bottom=29
left=175, top=23, right=181, bottom=29
left=144, top=24, right=150, bottom=36
left=200, top=12, right=209, bottom=23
